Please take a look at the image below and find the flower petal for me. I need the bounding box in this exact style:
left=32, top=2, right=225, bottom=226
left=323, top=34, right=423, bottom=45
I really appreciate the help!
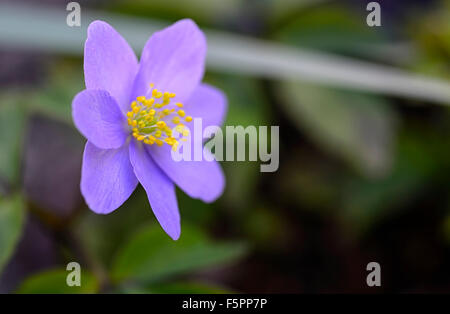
left=132, top=19, right=207, bottom=102
left=84, top=20, right=138, bottom=113
left=129, top=140, right=180, bottom=240
left=184, top=83, right=227, bottom=128
left=147, top=142, right=225, bottom=204
left=81, top=142, right=138, bottom=214
left=72, top=89, right=128, bottom=149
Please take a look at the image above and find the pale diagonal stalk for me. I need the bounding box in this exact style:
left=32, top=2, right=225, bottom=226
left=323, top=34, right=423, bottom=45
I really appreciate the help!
left=0, top=3, right=449, bottom=104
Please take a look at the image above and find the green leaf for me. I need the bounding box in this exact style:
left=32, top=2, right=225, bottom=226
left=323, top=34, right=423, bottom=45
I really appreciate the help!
left=412, top=8, right=450, bottom=80
left=30, top=62, right=84, bottom=123
left=111, top=223, right=247, bottom=284
left=279, top=81, right=397, bottom=177
left=110, top=0, right=242, bottom=23
left=274, top=4, right=384, bottom=57
left=74, top=187, right=154, bottom=268
left=17, top=269, right=98, bottom=294
left=0, top=95, right=26, bottom=184
left=0, top=194, right=25, bottom=274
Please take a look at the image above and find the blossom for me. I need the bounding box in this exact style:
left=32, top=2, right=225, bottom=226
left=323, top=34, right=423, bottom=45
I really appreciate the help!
left=72, top=19, right=226, bottom=240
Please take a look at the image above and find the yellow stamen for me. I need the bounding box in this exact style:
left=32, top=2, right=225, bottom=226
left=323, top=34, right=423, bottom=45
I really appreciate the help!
left=172, top=116, right=180, bottom=124
left=144, top=98, right=155, bottom=106
left=126, top=85, right=196, bottom=148
left=156, top=121, right=166, bottom=129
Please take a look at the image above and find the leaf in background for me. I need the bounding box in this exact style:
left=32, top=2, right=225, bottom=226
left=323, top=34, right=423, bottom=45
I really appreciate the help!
left=0, top=94, right=26, bottom=185
left=272, top=4, right=397, bottom=177
left=278, top=81, right=397, bottom=177
left=74, top=187, right=153, bottom=268
left=274, top=4, right=385, bottom=57
left=268, top=0, right=329, bottom=23
left=205, top=74, right=269, bottom=127
left=110, top=0, right=241, bottom=24
left=0, top=214, right=59, bottom=293
left=175, top=189, right=214, bottom=227
left=0, top=194, right=25, bottom=275
left=30, top=61, right=84, bottom=123
left=340, top=124, right=450, bottom=235
left=111, top=223, right=247, bottom=284
left=244, top=205, right=293, bottom=253
left=205, top=74, right=269, bottom=210
left=16, top=269, right=98, bottom=294
left=411, top=5, right=450, bottom=79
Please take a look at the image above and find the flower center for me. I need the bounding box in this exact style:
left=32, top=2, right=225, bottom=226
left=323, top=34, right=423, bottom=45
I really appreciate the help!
left=126, top=84, right=192, bottom=151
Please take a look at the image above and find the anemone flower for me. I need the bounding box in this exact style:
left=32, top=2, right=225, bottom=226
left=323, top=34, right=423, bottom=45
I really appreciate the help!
left=72, top=19, right=226, bottom=240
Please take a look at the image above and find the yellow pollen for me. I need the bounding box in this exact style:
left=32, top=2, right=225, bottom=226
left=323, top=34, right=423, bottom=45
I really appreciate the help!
left=172, top=116, right=180, bottom=124
left=126, top=85, right=195, bottom=149
left=144, top=98, right=154, bottom=106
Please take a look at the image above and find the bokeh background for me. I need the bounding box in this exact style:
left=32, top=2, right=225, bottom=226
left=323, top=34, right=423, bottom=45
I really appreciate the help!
left=0, top=0, right=450, bottom=293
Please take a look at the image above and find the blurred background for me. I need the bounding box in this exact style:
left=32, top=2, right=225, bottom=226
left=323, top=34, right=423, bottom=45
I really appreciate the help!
left=0, top=0, right=450, bottom=293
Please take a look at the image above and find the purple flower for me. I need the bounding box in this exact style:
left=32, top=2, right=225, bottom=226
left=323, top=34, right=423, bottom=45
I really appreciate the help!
left=72, top=20, right=226, bottom=240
